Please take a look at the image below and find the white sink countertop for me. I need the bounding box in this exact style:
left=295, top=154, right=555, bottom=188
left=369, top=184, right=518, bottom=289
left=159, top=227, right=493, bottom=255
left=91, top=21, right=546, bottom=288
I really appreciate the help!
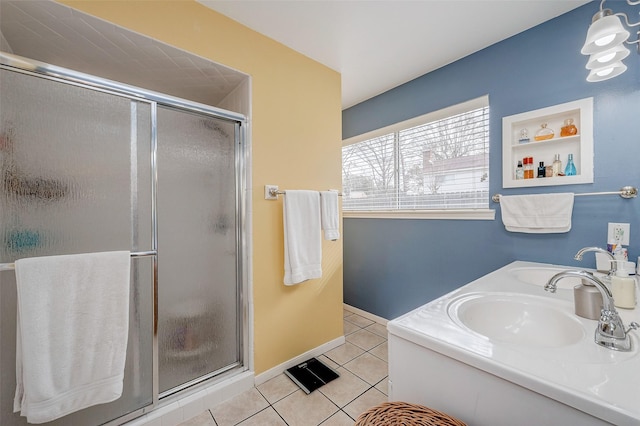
left=388, top=260, right=640, bottom=425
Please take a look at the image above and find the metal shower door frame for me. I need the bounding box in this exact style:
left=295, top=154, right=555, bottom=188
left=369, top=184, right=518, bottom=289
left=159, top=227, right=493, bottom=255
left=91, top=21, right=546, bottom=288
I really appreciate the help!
left=0, top=52, right=249, bottom=425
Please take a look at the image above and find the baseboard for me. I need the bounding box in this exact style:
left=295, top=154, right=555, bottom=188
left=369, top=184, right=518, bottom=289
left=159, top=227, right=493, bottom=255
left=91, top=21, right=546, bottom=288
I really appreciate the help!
left=254, top=335, right=345, bottom=386
left=344, top=303, right=388, bottom=325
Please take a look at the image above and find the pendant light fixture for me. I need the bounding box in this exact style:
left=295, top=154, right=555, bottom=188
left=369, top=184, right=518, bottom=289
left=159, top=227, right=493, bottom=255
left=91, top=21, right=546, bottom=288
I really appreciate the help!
left=581, top=0, right=639, bottom=82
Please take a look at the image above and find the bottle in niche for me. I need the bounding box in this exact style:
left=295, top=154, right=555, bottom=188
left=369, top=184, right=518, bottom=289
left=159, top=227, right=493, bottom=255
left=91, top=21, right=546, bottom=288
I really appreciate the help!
left=523, top=157, right=532, bottom=179
left=518, top=128, right=530, bottom=144
left=552, top=154, right=562, bottom=177
left=537, top=161, right=545, bottom=178
left=534, top=123, right=554, bottom=141
left=565, top=153, right=577, bottom=176
left=560, top=118, right=578, bottom=137
left=515, top=161, right=524, bottom=180
left=545, top=165, right=553, bottom=177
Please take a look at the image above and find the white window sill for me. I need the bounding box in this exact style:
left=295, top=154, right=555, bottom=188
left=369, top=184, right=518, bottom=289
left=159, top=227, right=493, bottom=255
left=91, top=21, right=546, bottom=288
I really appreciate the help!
left=342, top=209, right=495, bottom=220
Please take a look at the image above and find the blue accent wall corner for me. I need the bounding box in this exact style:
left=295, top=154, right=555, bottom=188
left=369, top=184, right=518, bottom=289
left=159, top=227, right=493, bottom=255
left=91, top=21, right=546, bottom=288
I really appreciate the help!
left=342, top=1, right=640, bottom=319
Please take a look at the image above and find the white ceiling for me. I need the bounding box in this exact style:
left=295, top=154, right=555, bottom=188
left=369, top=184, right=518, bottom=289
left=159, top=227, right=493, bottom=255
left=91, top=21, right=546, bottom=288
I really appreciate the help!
left=198, top=0, right=591, bottom=108
left=0, top=1, right=592, bottom=110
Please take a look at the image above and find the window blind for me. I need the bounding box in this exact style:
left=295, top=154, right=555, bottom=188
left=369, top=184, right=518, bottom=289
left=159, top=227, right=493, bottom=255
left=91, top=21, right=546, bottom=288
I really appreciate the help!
left=342, top=99, right=489, bottom=211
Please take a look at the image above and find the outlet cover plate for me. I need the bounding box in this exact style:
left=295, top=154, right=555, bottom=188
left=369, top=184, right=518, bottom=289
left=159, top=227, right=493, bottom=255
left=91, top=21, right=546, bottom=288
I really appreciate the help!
left=607, top=222, right=630, bottom=245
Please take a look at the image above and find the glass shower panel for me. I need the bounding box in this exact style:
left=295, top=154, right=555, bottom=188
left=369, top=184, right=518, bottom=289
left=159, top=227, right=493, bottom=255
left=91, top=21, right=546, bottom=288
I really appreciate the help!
left=0, top=68, right=154, bottom=425
left=157, top=106, right=239, bottom=394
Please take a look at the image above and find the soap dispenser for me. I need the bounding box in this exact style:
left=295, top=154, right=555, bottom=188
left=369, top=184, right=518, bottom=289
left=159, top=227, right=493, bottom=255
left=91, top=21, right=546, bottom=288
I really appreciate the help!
left=574, top=278, right=603, bottom=320
left=611, top=261, right=636, bottom=309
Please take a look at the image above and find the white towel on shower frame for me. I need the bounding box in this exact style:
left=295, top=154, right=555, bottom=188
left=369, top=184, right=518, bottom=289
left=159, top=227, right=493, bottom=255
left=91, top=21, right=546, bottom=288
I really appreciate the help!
left=283, top=190, right=322, bottom=285
left=14, top=251, right=131, bottom=424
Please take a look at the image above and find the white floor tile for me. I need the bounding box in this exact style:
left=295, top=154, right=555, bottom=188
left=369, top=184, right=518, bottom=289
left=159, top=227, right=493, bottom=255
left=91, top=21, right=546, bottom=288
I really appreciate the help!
left=344, top=352, right=388, bottom=386
left=178, top=411, right=215, bottom=426
left=323, top=342, right=364, bottom=366
left=210, top=388, right=269, bottom=426
left=344, top=314, right=374, bottom=328
left=346, top=329, right=385, bottom=351
left=272, top=390, right=338, bottom=426
left=257, top=373, right=300, bottom=404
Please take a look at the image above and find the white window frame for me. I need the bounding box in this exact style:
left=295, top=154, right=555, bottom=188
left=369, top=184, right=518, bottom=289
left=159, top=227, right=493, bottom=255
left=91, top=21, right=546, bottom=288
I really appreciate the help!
left=342, top=96, right=495, bottom=220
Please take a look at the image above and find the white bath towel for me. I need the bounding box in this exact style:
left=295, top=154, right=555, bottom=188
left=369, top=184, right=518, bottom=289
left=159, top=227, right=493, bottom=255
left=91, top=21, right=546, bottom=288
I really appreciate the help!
left=500, top=193, right=575, bottom=233
left=320, top=190, right=340, bottom=241
left=283, top=190, right=322, bottom=285
left=14, top=251, right=131, bottom=424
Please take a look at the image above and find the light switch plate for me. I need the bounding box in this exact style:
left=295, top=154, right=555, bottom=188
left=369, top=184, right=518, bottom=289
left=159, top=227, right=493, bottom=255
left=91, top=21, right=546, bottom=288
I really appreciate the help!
left=607, top=222, right=630, bottom=245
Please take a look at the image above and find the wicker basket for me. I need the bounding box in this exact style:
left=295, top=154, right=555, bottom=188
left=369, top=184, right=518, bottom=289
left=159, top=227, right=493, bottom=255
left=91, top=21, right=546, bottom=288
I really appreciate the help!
left=354, top=401, right=467, bottom=426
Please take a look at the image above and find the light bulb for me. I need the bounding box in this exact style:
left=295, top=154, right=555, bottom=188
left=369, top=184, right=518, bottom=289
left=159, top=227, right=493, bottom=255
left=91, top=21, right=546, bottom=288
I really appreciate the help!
left=595, top=34, right=616, bottom=46
left=597, top=52, right=616, bottom=63
left=596, top=67, right=614, bottom=77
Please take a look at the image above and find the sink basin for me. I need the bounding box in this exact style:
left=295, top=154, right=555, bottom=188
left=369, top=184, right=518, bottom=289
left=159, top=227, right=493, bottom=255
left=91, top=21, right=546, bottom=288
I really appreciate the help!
left=509, top=267, right=585, bottom=290
left=448, top=293, right=585, bottom=348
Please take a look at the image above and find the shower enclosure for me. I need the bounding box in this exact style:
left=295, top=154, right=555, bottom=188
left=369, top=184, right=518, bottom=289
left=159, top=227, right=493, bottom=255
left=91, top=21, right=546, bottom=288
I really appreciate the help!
left=0, top=53, right=248, bottom=425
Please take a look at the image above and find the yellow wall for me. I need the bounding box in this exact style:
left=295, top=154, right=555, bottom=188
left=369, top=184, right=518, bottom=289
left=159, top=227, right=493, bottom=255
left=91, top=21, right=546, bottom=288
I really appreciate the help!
left=60, top=0, right=343, bottom=374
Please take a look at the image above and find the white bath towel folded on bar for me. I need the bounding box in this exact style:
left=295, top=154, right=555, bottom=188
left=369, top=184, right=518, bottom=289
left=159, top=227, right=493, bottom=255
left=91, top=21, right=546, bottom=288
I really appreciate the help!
left=283, top=190, right=322, bottom=285
left=14, top=251, right=131, bottom=424
left=320, top=190, right=340, bottom=241
left=500, top=193, right=575, bottom=233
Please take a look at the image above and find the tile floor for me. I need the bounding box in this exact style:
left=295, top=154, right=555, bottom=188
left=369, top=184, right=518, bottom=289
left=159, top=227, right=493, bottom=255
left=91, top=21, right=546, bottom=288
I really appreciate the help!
left=178, top=310, right=388, bottom=426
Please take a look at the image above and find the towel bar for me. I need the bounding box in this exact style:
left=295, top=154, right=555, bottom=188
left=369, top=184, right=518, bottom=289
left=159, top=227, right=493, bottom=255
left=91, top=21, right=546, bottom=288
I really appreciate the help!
left=265, top=185, right=342, bottom=200
left=492, top=186, right=637, bottom=203
left=0, top=250, right=158, bottom=272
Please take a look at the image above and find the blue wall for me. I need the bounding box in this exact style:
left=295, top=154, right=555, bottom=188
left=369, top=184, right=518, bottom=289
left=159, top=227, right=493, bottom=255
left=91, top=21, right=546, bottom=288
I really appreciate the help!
left=342, top=1, right=640, bottom=320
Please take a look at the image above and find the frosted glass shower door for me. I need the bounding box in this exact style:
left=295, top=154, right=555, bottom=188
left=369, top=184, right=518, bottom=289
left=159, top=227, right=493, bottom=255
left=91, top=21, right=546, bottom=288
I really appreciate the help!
left=156, top=106, right=241, bottom=394
left=0, top=67, right=154, bottom=425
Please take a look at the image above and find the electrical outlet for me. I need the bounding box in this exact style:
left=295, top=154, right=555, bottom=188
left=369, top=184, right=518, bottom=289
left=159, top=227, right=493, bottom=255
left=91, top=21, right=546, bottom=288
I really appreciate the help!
left=607, top=222, right=630, bottom=245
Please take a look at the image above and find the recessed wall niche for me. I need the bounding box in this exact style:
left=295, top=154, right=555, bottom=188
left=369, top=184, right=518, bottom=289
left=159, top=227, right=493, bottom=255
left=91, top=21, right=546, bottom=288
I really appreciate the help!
left=502, top=97, right=593, bottom=188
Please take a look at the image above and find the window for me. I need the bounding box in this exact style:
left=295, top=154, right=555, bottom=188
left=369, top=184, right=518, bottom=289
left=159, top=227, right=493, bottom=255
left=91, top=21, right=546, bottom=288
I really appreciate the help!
left=342, top=96, right=490, bottom=216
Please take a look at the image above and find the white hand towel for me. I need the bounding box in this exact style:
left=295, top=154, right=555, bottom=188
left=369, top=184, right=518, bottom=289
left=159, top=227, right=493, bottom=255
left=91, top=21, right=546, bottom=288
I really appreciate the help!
left=500, top=193, right=575, bottom=233
left=283, top=190, right=322, bottom=285
left=14, top=251, right=131, bottom=424
left=320, top=190, right=340, bottom=241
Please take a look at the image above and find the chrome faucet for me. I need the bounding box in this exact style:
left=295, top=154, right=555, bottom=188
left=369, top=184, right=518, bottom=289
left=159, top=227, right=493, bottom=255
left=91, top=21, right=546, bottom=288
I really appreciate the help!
left=545, top=270, right=638, bottom=352
left=574, top=246, right=617, bottom=277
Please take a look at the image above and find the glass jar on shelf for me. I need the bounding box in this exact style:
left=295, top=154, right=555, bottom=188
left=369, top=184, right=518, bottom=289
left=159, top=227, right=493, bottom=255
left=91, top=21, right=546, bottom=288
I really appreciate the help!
left=560, top=118, right=578, bottom=137
left=518, top=128, right=530, bottom=144
left=534, top=123, right=554, bottom=141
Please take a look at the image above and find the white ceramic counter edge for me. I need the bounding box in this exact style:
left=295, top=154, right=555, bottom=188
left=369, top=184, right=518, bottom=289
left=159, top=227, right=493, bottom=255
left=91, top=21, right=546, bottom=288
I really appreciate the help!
left=387, top=261, right=640, bottom=425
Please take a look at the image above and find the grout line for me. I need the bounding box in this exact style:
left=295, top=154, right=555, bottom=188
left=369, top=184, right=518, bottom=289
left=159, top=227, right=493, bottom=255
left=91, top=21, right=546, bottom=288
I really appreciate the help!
left=207, top=409, right=218, bottom=426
